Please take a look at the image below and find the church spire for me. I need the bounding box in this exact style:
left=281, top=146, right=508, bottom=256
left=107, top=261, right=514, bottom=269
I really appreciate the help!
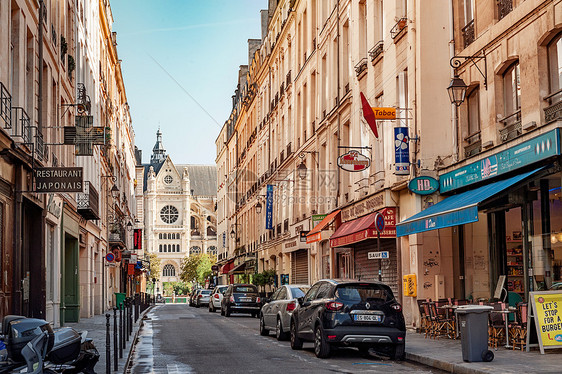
left=151, top=128, right=166, bottom=164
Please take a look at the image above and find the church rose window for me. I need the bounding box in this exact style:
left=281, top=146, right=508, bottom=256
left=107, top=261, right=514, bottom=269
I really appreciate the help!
left=164, top=175, right=173, bottom=184
left=160, top=205, right=179, bottom=224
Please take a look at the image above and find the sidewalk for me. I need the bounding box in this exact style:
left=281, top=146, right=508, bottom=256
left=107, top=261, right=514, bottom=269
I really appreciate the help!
left=405, top=330, right=561, bottom=374
left=66, top=306, right=151, bottom=374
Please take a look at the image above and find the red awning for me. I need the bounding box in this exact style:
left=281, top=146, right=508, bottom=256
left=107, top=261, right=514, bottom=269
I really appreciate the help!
left=306, top=210, right=341, bottom=244
left=330, top=208, right=396, bottom=247
left=220, top=259, right=235, bottom=274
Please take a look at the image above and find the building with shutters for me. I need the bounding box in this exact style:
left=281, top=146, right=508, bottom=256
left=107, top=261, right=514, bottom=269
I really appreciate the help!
left=136, top=130, right=217, bottom=293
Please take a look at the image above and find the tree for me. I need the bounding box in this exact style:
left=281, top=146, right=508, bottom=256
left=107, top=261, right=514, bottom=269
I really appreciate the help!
left=252, top=269, right=277, bottom=292
left=180, top=253, right=216, bottom=286
left=147, top=253, right=161, bottom=281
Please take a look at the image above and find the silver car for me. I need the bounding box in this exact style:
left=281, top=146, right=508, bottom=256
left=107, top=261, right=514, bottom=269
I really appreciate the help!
left=195, top=289, right=212, bottom=307
left=209, top=285, right=229, bottom=312
left=259, top=284, right=310, bottom=340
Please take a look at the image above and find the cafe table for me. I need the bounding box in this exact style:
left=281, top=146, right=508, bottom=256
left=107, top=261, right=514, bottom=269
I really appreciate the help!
left=490, top=307, right=517, bottom=349
left=438, top=304, right=459, bottom=338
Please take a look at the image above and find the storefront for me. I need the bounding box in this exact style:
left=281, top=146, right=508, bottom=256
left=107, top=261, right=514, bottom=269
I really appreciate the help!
left=397, top=128, right=562, bottom=302
left=330, top=206, right=399, bottom=294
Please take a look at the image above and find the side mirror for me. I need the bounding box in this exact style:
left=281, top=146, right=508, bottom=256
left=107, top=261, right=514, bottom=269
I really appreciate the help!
left=297, top=297, right=304, bottom=306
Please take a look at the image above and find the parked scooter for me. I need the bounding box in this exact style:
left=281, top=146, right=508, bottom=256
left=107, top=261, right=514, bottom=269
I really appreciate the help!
left=0, top=315, right=98, bottom=374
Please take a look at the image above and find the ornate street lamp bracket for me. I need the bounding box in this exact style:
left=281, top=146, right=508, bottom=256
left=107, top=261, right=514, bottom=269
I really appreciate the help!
left=450, top=53, right=487, bottom=90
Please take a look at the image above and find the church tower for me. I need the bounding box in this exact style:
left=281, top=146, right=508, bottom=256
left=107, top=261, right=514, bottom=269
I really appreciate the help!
left=151, top=128, right=166, bottom=164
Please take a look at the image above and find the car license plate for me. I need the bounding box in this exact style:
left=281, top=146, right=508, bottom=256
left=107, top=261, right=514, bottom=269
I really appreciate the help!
left=354, top=314, right=381, bottom=322
left=240, top=297, right=252, bottom=302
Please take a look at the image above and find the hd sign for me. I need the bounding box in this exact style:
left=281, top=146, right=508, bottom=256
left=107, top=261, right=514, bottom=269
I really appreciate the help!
left=35, top=167, right=83, bottom=193
left=408, top=176, right=439, bottom=195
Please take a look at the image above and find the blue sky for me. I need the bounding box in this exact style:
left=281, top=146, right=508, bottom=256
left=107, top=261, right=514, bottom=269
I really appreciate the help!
left=111, top=1, right=266, bottom=164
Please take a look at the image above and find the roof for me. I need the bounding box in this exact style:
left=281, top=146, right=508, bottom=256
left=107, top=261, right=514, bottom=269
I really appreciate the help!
left=178, top=164, right=217, bottom=197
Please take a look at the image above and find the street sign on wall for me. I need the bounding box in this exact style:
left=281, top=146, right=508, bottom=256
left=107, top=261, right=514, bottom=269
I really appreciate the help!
left=368, top=251, right=389, bottom=260
left=34, top=167, right=83, bottom=193
left=394, top=127, right=410, bottom=175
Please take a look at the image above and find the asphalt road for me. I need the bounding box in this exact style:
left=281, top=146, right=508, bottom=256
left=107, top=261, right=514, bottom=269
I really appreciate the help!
left=127, top=304, right=446, bottom=374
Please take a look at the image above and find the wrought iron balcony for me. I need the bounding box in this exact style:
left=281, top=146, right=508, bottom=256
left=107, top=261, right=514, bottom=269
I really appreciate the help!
left=368, top=41, right=384, bottom=62
left=544, top=96, right=562, bottom=124
left=499, top=111, right=522, bottom=142
left=1, top=82, right=11, bottom=129
left=498, top=0, right=513, bottom=21
left=462, top=20, right=475, bottom=48
left=464, top=131, right=482, bottom=158
left=11, top=107, right=32, bottom=143
left=77, top=181, right=100, bottom=220
left=391, top=18, right=408, bottom=40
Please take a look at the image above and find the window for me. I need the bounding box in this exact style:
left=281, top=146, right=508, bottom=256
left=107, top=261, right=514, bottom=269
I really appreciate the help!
left=159, top=244, right=162, bottom=252
left=164, top=175, right=173, bottom=184
left=277, top=287, right=287, bottom=300
left=548, top=34, right=562, bottom=104
left=163, top=264, right=176, bottom=277
left=316, top=283, right=332, bottom=299
left=304, top=283, right=322, bottom=302
left=160, top=205, right=178, bottom=224
left=464, top=0, right=474, bottom=25
left=503, top=62, right=521, bottom=122
left=208, top=246, right=217, bottom=256
left=190, top=246, right=201, bottom=255
left=467, top=87, right=480, bottom=135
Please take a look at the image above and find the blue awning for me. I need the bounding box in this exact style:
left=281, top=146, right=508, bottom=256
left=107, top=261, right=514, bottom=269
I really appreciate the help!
left=396, top=168, right=543, bottom=237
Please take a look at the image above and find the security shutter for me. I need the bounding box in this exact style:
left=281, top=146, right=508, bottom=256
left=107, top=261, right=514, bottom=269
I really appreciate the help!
left=354, top=239, right=399, bottom=295
left=291, top=249, right=308, bottom=284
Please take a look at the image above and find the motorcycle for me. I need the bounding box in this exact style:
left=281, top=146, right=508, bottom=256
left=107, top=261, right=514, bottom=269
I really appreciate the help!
left=0, top=315, right=98, bottom=374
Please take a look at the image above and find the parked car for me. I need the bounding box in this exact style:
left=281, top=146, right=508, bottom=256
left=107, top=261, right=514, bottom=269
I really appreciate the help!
left=290, top=279, right=405, bottom=359
left=260, top=284, right=310, bottom=340
left=196, top=289, right=212, bottom=307
left=189, top=289, right=201, bottom=307
left=155, top=294, right=164, bottom=303
left=209, top=285, right=229, bottom=312
left=550, top=282, right=562, bottom=290
left=221, top=284, right=261, bottom=317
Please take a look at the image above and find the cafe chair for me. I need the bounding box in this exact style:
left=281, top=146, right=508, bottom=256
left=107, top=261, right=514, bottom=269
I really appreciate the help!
left=488, top=302, right=506, bottom=349
left=417, top=299, right=430, bottom=335
left=510, top=302, right=528, bottom=350
left=429, top=301, right=454, bottom=339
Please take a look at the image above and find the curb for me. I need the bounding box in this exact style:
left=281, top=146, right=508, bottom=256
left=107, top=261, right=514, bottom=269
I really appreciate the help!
left=122, top=306, right=154, bottom=374
left=405, top=352, right=487, bottom=374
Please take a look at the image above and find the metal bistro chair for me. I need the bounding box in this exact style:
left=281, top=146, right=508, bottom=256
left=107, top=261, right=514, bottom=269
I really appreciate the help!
left=429, top=301, right=455, bottom=339
left=417, top=299, right=431, bottom=335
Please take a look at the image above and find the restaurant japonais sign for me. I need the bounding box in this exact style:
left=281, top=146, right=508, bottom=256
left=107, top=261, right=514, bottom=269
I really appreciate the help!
left=35, top=167, right=83, bottom=193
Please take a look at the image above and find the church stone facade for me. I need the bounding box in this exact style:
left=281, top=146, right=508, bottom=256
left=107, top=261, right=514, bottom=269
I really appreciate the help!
left=136, top=130, right=217, bottom=293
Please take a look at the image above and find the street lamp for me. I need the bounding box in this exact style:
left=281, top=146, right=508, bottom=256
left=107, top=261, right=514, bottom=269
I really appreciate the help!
left=447, top=75, right=468, bottom=107
left=297, top=162, right=308, bottom=180
left=126, top=221, right=133, bottom=231
left=110, top=184, right=120, bottom=199
left=255, top=201, right=262, bottom=214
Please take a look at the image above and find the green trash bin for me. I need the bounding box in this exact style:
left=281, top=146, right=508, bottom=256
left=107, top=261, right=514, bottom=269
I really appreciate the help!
left=115, top=292, right=126, bottom=309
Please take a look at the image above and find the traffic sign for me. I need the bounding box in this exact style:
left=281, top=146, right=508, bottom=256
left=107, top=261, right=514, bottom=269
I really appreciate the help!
left=375, top=212, right=385, bottom=233
left=368, top=251, right=389, bottom=260
left=105, top=252, right=115, bottom=262
left=211, top=265, right=219, bottom=272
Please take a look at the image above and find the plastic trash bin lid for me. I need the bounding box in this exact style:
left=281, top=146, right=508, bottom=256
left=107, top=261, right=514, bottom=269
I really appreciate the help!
left=455, top=305, right=493, bottom=314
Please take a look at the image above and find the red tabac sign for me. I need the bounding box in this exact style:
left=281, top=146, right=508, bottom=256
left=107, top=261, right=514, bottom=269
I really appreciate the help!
left=133, top=229, right=142, bottom=250
left=337, top=150, right=371, bottom=172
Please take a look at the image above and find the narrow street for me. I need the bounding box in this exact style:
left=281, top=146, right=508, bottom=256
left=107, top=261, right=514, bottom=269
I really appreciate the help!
left=127, top=304, right=446, bottom=374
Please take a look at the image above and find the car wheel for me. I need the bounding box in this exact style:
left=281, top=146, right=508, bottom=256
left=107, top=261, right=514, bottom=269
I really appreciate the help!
left=276, top=318, right=289, bottom=341
left=259, top=314, right=269, bottom=336
left=314, top=325, right=331, bottom=358
left=390, top=342, right=405, bottom=361
left=225, top=306, right=231, bottom=317
left=290, top=321, right=303, bottom=350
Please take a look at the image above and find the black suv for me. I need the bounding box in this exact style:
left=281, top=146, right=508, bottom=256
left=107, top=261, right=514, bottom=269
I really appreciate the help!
left=221, top=284, right=261, bottom=317
left=290, top=279, right=405, bottom=359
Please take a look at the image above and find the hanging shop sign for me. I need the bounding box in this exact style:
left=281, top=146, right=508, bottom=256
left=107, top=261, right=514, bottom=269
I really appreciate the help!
left=265, top=184, right=273, bottom=230
left=441, top=128, right=561, bottom=193
left=372, top=107, right=396, bottom=120
left=133, top=229, right=142, bottom=250
left=394, top=127, right=410, bottom=175
left=64, top=116, right=107, bottom=156
left=408, top=176, right=439, bottom=195
left=528, top=291, right=562, bottom=354
left=34, top=167, right=83, bottom=193
left=312, top=214, right=327, bottom=227
left=337, top=150, right=371, bottom=172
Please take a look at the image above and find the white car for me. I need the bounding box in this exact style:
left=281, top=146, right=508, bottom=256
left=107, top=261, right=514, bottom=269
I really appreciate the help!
left=208, top=285, right=229, bottom=312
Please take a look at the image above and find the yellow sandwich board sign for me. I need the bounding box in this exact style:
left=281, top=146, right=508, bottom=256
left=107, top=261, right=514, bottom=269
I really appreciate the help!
left=527, top=291, right=562, bottom=353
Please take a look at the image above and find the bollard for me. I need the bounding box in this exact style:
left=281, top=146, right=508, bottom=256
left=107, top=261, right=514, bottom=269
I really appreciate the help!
left=125, top=299, right=130, bottom=342
left=129, top=299, right=133, bottom=336
left=135, top=294, right=140, bottom=322
left=113, top=308, right=118, bottom=371
left=119, top=304, right=123, bottom=359
left=105, top=313, right=111, bottom=374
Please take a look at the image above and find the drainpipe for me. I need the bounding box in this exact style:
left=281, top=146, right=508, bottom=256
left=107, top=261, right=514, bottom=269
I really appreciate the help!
left=38, top=0, right=44, bottom=135
left=336, top=0, right=341, bottom=208
left=449, top=0, right=459, bottom=162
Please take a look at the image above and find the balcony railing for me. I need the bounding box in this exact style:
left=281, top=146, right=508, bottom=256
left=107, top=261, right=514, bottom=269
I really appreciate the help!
left=77, top=181, right=100, bottom=220
left=498, top=0, right=513, bottom=21
left=462, top=20, right=475, bottom=48
left=368, top=41, right=384, bottom=62
left=1, top=82, right=11, bottom=129
left=499, top=111, right=522, bottom=142
left=11, top=107, right=32, bottom=144
left=354, top=58, right=368, bottom=77
left=391, top=18, right=408, bottom=40
left=108, top=223, right=126, bottom=246
left=464, top=131, right=482, bottom=158
left=544, top=96, right=562, bottom=124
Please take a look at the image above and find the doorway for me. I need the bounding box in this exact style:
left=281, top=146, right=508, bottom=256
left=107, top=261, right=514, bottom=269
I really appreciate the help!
left=63, top=233, right=79, bottom=323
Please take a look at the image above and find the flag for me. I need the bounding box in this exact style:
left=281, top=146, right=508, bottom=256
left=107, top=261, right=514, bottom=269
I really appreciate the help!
left=360, top=92, right=378, bottom=138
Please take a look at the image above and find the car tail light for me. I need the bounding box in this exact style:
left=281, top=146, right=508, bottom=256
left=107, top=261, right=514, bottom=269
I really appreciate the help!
left=214, top=294, right=219, bottom=299
left=326, top=301, right=344, bottom=311
left=398, top=336, right=404, bottom=341
left=256, top=297, right=261, bottom=303
left=230, top=296, right=235, bottom=303
left=198, top=294, right=202, bottom=298
left=286, top=301, right=296, bottom=312
left=391, top=303, right=402, bottom=312
left=327, top=335, right=337, bottom=340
